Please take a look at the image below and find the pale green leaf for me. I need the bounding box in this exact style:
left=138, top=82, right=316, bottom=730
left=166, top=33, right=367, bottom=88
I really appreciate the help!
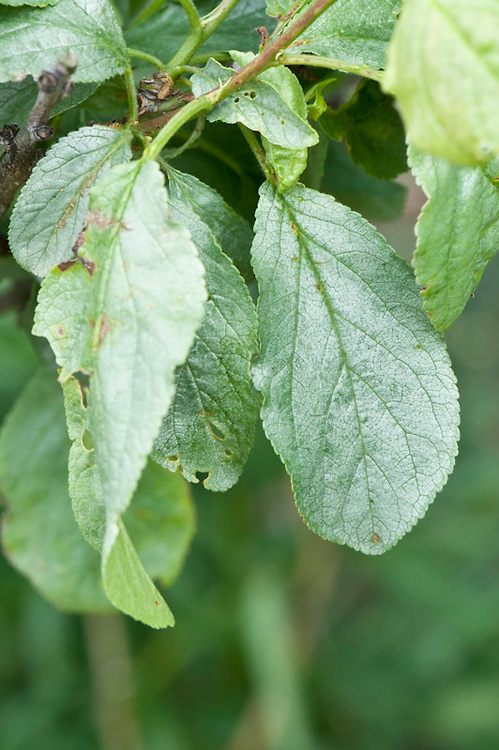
left=0, top=0, right=128, bottom=83
left=251, top=182, right=459, bottom=554
left=410, top=145, right=499, bottom=331
left=9, top=125, right=132, bottom=277
left=0, top=0, right=59, bottom=7
left=191, top=59, right=318, bottom=150
left=63, top=376, right=194, bottom=627
left=384, top=0, right=499, bottom=164
left=260, top=65, right=309, bottom=193
left=273, top=0, right=402, bottom=71
left=0, top=370, right=110, bottom=613
left=153, top=168, right=260, bottom=491
left=32, top=160, right=206, bottom=622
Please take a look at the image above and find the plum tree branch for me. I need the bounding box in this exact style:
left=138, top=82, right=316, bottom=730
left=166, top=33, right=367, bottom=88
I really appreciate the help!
left=0, top=53, right=77, bottom=219
left=143, top=0, right=339, bottom=159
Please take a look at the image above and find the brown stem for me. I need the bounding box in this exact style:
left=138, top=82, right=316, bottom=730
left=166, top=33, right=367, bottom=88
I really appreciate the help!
left=0, top=53, right=77, bottom=218
left=218, top=0, right=339, bottom=98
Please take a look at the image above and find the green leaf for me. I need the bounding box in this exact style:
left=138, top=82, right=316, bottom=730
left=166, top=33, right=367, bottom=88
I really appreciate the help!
left=383, top=0, right=499, bottom=165
left=260, top=65, right=309, bottom=192
left=410, top=145, right=499, bottom=331
left=165, top=158, right=255, bottom=281
left=0, top=79, right=97, bottom=133
left=124, top=461, right=195, bottom=587
left=274, top=0, right=402, bottom=71
left=9, top=125, right=132, bottom=277
left=0, top=0, right=128, bottom=83
left=32, top=160, right=207, bottom=622
left=321, top=139, right=406, bottom=222
left=191, top=59, right=318, bottom=150
left=153, top=168, right=260, bottom=491
left=0, top=0, right=59, bottom=7
left=63, top=375, right=184, bottom=628
left=323, top=80, right=407, bottom=180
left=251, top=182, right=460, bottom=554
left=0, top=370, right=110, bottom=613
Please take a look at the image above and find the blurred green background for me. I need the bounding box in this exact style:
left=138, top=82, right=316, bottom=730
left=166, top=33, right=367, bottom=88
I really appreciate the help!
left=2, top=177, right=499, bottom=750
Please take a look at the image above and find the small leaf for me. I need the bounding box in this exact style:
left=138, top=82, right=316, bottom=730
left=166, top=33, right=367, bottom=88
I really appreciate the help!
left=9, top=125, right=132, bottom=277
left=153, top=168, right=260, bottom=491
left=33, top=160, right=206, bottom=622
left=271, top=0, right=402, bottom=71
left=251, top=182, right=459, bottom=554
left=260, top=65, right=310, bottom=192
left=191, top=59, right=318, bottom=150
left=0, top=0, right=128, bottom=83
left=324, top=80, right=407, bottom=180
left=384, top=0, right=499, bottom=164
left=410, top=145, right=499, bottom=331
left=0, top=370, right=110, bottom=613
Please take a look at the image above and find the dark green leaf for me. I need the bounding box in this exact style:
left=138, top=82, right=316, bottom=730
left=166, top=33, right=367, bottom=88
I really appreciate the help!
left=153, top=168, right=260, bottom=491
left=0, top=370, right=110, bottom=613
left=251, top=182, right=459, bottom=554
left=322, top=80, right=407, bottom=180
left=321, top=139, right=406, bottom=222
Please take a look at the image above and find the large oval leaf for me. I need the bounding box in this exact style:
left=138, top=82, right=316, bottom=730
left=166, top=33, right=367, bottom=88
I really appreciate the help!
left=251, top=182, right=459, bottom=554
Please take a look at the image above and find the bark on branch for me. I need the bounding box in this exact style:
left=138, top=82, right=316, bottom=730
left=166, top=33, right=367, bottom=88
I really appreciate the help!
left=0, top=53, right=78, bottom=218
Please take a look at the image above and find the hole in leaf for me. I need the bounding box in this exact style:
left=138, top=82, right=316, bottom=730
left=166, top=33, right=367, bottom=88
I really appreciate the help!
left=233, top=96, right=240, bottom=103
left=249, top=90, right=257, bottom=99
left=208, top=422, right=225, bottom=440
left=81, top=429, right=94, bottom=451
left=196, top=471, right=210, bottom=484
left=224, top=448, right=233, bottom=457
left=167, top=455, right=179, bottom=462
left=74, top=371, right=91, bottom=407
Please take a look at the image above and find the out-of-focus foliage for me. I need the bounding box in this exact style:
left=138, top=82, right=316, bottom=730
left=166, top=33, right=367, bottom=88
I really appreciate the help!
left=1, top=215, right=499, bottom=749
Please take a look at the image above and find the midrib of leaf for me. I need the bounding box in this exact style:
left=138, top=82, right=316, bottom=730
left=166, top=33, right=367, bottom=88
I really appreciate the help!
left=281, top=196, right=445, bottom=529
left=283, top=200, right=375, bottom=521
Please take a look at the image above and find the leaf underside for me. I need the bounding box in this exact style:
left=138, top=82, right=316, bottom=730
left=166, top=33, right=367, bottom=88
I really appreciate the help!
left=251, top=182, right=459, bottom=554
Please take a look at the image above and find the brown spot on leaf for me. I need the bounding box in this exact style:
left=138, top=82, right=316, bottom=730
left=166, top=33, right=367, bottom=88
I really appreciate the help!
left=316, top=282, right=323, bottom=292
left=56, top=326, right=64, bottom=338
left=98, top=312, right=110, bottom=346
left=58, top=259, right=76, bottom=272
left=371, top=533, right=380, bottom=543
